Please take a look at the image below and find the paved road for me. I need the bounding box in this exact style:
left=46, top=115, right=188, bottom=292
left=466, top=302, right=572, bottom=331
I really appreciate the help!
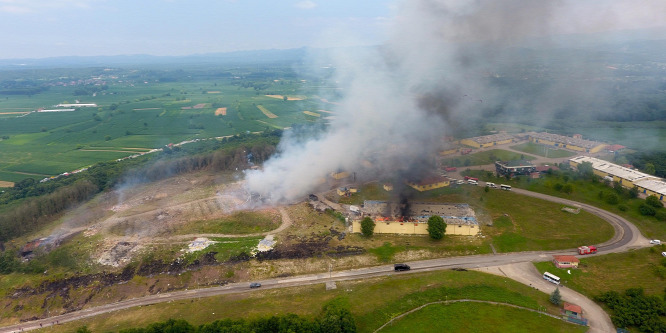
left=0, top=188, right=647, bottom=333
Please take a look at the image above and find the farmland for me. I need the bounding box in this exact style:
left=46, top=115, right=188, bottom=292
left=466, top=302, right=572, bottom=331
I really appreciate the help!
left=0, top=65, right=333, bottom=184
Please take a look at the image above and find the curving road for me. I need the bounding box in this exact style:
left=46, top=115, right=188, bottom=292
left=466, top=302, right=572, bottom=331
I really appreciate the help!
left=0, top=188, right=648, bottom=333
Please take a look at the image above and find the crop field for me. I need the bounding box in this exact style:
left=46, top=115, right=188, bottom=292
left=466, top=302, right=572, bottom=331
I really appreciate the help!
left=0, top=68, right=332, bottom=183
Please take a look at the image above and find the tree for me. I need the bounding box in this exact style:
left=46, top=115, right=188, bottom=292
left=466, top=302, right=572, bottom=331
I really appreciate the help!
left=577, top=161, right=594, bottom=179
left=360, top=217, right=375, bottom=237
left=550, top=287, right=562, bottom=305
left=646, top=162, right=656, bottom=175
left=427, top=215, right=446, bottom=240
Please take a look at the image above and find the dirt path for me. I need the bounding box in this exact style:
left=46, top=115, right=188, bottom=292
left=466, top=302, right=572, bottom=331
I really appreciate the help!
left=151, top=207, right=294, bottom=242
left=479, top=262, right=613, bottom=333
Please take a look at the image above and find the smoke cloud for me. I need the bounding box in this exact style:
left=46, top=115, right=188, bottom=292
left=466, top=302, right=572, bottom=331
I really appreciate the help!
left=244, top=0, right=661, bottom=202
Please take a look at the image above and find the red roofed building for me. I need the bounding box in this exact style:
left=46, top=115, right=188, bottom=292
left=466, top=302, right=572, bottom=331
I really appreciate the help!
left=605, top=144, right=626, bottom=152
left=561, top=302, right=587, bottom=325
left=553, top=255, right=580, bottom=268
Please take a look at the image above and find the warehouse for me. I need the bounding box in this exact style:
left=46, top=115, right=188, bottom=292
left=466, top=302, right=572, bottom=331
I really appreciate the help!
left=406, top=174, right=450, bottom=192
left=633, top=178, right=666, bottom=201
left=528, top=132, right=606, bottom=153
left=569, top=156, right=655, bottom=188
left=460, top=133, right=515, bottom=148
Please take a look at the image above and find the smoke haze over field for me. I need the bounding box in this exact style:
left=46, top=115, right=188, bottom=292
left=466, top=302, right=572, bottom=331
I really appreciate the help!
left=244, top=0, right=666, bottom=202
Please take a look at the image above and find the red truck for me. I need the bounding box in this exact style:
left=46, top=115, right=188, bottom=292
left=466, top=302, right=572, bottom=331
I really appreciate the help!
left=578, top=245, right=597, bottom=255
left=464, top=176, right=479, bottom=181
left=461, top=148, right=472, bottom=155
left=444, top=167, right=457, bottom=172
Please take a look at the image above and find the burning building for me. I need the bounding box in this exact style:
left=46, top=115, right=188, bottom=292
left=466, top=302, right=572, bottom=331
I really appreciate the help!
left=351, top=201, right=479, bottom=236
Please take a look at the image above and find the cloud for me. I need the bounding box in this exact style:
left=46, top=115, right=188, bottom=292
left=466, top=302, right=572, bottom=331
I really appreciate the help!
left=295, top=0, right=316, bottom=10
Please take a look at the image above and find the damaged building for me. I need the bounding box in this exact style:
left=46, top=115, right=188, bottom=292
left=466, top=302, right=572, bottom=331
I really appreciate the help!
left=351, top=201, right=479, bottom=236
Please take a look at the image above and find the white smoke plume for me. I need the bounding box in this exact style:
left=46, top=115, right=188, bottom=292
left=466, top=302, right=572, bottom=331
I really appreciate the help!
left=244, top=0, right=662, bottom=202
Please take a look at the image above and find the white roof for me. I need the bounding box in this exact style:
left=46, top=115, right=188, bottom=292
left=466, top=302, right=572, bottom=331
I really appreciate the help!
left=634, top=179, right=666, bottom=196
left=570, top=156, right=654, bottom=182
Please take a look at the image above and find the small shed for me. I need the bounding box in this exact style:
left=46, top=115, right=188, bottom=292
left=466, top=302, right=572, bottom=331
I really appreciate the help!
left=553, top=255, right=580, bottom=268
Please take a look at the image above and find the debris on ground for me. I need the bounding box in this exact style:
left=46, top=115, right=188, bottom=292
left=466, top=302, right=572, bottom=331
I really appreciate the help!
left=257, top=235, right=276, bottom=252
left=186, top=237, right=216, bottom=253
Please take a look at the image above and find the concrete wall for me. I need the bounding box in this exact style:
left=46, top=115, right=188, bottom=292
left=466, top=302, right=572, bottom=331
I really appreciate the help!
left=352, top=220, right=478, bottom=236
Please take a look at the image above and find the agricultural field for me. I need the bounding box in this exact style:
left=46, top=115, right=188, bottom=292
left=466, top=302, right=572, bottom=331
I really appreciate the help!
left=0, top=65, right=334, bottom=184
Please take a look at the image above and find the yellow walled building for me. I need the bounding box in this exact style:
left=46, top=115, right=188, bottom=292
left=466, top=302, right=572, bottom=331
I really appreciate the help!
left=406, top=175, right=450, bottom=192
left=460, top=133, right=515, bottom=148
left=351, top=219, right=478, bottom=236
left=529, top=132, right=605, bottom=153
left=569, top=156, right=654, bottom=188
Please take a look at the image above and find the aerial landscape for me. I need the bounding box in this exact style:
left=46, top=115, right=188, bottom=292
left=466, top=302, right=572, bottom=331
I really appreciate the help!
left=1, top=0, right=666, bottom=332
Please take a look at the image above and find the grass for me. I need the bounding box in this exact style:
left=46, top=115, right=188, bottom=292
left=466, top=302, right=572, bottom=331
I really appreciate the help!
left=45, top=270, right=566, bottom=333
left=511, top=142, right=577, bottom=158
left=380, top=302, right=586, bottom=333
left=533, top=247, right=666, bottom=297
left=176, top=210, right=280, bottom=235
left=442, top=149, right=536, bottom=167
left=368, top=242, right=399, bottom=262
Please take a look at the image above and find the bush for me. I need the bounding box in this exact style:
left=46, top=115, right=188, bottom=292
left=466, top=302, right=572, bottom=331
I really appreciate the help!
left=656, top=210, right=666, bottom=221
left=639, top=204, right=657, bottom=216
left=618, top=204, right=628, bottom=212
left=605, top=193, right=620, bottom=205
left=646, top=195, right=664, bottom=208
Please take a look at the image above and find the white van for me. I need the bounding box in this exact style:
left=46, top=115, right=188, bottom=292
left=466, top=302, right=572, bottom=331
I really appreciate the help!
left=467, top=179, right=478, bottom=185
left=486, top=182, right=497, bottom=188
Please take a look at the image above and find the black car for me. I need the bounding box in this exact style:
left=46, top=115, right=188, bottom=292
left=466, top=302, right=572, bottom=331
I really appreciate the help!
left=394, top=263, right=411, bottom=271
left=249, top=282, right=262, bottom=288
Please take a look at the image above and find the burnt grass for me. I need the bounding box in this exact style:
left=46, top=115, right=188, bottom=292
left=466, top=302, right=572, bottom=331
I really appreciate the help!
left=8, top=234, right=365, bottom=319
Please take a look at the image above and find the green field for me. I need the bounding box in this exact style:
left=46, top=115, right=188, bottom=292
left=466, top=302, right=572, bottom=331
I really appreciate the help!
left=534, top=248, right=666, bottom=297
left=176, top=211, right=280, bottom=235
left=380, top=302, right=585, bottom=333
left=44, top=270, right=571, bottom=333
left=442, top=149, right=536, bottom=167
left=511, top=142, right=577, bottom=158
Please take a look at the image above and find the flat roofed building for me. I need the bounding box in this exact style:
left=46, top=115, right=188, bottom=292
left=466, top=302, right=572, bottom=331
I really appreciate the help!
left=495, top=160, right=536, bottom=177
left=528, top=132, right=606, bottom=153
left=634, top=178, right=666, bottom=201
left=460, top=133, right=515, bottom=148
left=570, top=156, right=655, bottom=188
left=406, top=174, right=450, bottom=192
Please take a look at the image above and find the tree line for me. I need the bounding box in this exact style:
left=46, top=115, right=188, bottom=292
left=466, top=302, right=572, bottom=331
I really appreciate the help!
left=76, top=298, right=355, bottom=333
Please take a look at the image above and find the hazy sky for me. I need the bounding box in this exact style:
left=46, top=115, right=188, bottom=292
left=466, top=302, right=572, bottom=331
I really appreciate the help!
left=1, top=0, right=664, bottom=60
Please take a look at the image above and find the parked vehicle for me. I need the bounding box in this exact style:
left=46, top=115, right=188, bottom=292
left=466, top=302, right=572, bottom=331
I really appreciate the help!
left=250, top=282, right=262, bottom=288
left=543, top=272, right=560, bottom=285
left=500, top=184, right=511, bottom=190
left=456, top=179, right=465, bottom=185
left=650, top=239, right=661, bottom=245
left=467, top=179, right=478, bottom=185
left=662, top=252, right=666, bottom=257
left=578, top=245, right=597, bottom=255
left=444, top=167, right=457, bottom=172
left=394, top=263, right=411, bottom=271
left=464, top=176, right=479, bottom=181
left=486, top=182, right=497, bottom=188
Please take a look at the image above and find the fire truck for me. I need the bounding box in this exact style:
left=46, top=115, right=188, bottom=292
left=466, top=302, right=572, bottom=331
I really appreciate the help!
left=577, top=245, right=597, bottom=255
